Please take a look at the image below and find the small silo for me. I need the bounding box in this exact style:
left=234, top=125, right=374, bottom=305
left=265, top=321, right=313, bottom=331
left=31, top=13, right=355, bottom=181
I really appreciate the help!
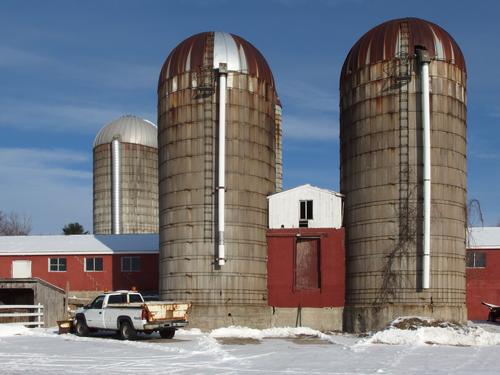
left=93, top=115, right=158, bottom=234
left=158, top=32, right=281, bottom=328
left=340, top=18, right=467, bottom=331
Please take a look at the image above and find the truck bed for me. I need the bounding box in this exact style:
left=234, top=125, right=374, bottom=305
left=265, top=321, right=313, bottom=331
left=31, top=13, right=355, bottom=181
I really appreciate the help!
left=105, top=301, right=191, bottom=322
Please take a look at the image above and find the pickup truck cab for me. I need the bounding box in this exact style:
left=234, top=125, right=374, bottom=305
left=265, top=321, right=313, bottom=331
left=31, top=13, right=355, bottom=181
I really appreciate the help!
left=74, top=290, right=190, bottom=340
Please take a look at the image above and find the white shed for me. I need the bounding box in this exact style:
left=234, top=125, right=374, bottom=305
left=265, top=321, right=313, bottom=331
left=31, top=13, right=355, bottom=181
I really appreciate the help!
left=267, top=184, right=343, bottom=229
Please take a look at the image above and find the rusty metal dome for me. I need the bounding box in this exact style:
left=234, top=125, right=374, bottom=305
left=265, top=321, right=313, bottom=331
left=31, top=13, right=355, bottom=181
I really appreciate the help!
left=341, top=17, right=466, bottom=82
left=158, top=31, right=277, bottom=92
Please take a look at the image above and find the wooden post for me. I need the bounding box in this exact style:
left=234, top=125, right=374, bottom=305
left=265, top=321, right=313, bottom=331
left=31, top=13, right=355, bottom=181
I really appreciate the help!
left=64, top=281, right=70, bottom=320
left=37, top=303, right=43, bottom=327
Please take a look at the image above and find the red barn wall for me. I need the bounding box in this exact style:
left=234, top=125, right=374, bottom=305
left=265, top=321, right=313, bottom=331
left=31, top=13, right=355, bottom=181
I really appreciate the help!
left=267, top=228, right=344, bottom=307
left=466, top=248, right=500, bottom=320
left=0, top=254, right=158, bottom=293
left=112, top=254, right=158, bottom=292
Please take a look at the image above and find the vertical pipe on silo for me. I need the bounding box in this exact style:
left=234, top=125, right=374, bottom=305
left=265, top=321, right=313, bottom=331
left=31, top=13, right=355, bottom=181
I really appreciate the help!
left=111, top=138, right=121, bottom=234
left=217, top=63, right=227, bottom=266
left=417, top=48, right=431, bottom=289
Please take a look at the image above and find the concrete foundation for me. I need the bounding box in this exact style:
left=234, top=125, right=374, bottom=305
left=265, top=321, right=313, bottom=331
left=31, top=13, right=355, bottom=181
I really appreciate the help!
left=343, top=304, right=467, bottom=333
left=270, top=307, right=343, bottom=332
left=187, top=304, right=344, bottom=332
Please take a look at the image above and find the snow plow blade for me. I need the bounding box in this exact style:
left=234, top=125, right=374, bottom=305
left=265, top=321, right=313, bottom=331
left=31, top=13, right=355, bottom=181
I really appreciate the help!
left=482, top=301, right=500, bottom=322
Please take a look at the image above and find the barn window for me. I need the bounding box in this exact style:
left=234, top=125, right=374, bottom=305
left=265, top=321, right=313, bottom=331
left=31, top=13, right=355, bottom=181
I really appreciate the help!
left=299, top=200, right=313, bottom=227
left=466, top=252, right=486, bottom=268
left=121, top=256, right=141, bottom=272
left=85, top=257, right=103, bottom=272
left=294, top=238, right=320, bottom=290
left=48, top=258, right=66, bottom=272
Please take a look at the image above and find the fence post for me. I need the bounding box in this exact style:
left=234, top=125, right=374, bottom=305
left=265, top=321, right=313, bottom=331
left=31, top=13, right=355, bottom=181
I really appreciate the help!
left=37, top=303, right=43, bottom=328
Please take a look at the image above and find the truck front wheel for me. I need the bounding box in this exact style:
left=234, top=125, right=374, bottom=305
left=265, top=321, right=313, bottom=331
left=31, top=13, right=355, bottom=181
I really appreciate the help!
left=159, top=327, right=176, bottom=339
left=119, top=321, right=137, bottom=340
left=75, top=318, right=89, bottom=337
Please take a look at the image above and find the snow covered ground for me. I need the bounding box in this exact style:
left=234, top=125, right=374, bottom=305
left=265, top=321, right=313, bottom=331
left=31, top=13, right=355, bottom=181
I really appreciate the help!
left=1, top=320, right=500, bottom=374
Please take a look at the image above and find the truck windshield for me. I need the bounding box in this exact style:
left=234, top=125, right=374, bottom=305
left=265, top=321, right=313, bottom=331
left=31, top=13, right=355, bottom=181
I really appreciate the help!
left=129, top=294, right=143, bottom=303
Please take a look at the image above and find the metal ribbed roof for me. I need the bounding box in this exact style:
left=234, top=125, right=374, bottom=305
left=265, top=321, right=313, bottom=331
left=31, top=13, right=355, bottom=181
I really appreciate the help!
left=0, top=234, right=159, bottom=255
left=341, top=18, right=466, bottom=82
left=93, top=115, right=157, bottom=148
left=159, top=31, right=277, bottom=92
left=467, top=227, right=500, bottom=249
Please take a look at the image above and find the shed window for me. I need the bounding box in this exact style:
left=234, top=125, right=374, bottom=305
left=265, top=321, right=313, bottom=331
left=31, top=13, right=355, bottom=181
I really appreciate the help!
left=121, top=256, right=141, bottom=272
left=48, top=258, right=66, bottom=272
left=299, top=200, right=313, bottom=227
left=295, top=238, right=320, bottom=290
left=466, top=252, right=486, bottom=268
left=85, top=257, right=103, bottom=272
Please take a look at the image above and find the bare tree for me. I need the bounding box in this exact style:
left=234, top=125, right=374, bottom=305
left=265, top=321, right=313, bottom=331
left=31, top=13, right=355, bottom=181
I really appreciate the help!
left=467, top=199, right=484, bottom=228
left=0, top=211, right=32, bottom=235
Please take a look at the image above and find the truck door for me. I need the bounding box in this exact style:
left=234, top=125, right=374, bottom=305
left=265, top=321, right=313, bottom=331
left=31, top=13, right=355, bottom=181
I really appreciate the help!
left=85, top=295, right=105, bottom=328
left=103, top=293, right=127, bottom=329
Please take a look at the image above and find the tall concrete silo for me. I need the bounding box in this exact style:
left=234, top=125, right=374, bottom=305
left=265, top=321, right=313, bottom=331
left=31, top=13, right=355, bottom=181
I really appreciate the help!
left=93, top=115, right=158, bottom=234
left=340, top=18, right=467, bottom=332
left=158, top=32, right=281, bottom=328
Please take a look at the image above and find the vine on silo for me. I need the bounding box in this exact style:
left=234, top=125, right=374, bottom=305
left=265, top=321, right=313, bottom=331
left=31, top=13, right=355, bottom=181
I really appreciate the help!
left=374, top=186, right=418, bottom=306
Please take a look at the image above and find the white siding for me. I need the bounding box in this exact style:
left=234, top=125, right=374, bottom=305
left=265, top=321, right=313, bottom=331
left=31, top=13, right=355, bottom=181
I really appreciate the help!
left=268, top=184, right=343, bottom=229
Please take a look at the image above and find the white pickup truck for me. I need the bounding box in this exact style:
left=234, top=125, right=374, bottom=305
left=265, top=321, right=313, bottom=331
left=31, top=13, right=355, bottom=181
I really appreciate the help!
left=74, top=290, right=191, bottom=340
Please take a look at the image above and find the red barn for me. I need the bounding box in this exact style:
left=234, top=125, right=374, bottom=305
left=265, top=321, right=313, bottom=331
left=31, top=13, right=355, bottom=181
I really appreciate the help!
left=0, top=234, right=159, bottom=298
left=266, top=185, right=345, bottom=331
left=267, top=227, right=344, bottom=308
left=466, top=227, right=500, bottom=320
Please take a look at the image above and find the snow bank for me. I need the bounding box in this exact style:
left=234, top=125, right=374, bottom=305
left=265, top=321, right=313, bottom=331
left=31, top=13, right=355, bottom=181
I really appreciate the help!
left=360, top=317, right=500, bottom=346
left=0, top=324, right=33, bottom=337
left=210, top=326, right=332, bottom=341
left=176, top=328, right=203, bottom=336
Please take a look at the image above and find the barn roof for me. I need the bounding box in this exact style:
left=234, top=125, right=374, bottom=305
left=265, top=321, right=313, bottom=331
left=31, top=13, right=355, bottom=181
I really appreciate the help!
left=467, top=227, right=500, bottom=249
left=267, top=184, right=344, bottom=199
left=0, top=234, right=159, bottom=255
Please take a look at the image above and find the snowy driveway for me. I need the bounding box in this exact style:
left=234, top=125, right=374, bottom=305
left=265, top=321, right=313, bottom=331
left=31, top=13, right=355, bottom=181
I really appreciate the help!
left=0, top=324, right=499, bottom=374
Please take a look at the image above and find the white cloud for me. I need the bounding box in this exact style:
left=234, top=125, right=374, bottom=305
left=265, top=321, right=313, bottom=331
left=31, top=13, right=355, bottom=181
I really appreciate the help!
left=282, top=114, right=338, bottom=140
left=0, top=46, right=53, bottom=67
left=0, top=148, right=89, bottom=165
left=271, top=0, right=365, bottom=7
left=279, top=80, right=338, bottom=114
left=0, top=148, right=92, bottom=234
left=0, top=100, right=126, bottom=133
left=470, top=150, right=500, bottom=160
left=0, top=45, right=157, bottom=90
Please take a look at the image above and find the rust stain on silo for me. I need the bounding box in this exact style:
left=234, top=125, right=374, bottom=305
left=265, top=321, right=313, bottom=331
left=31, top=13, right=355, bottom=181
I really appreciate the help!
left=341, top=18, right=466, bottom=84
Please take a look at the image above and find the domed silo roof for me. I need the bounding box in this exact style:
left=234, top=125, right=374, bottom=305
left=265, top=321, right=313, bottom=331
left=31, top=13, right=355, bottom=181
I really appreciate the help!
left=93, top=115, right=157, bottom=148
left=340, top=17, right=466, bottom=83
left=158, top=31, right=278, bottom=94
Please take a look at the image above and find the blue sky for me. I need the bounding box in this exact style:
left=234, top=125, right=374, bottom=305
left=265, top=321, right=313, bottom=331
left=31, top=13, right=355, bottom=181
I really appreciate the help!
left=0, top=0, right=498, bottom=233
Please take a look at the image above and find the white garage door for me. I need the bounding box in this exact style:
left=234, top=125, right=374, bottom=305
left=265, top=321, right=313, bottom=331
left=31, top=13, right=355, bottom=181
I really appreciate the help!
left=12, top=260, right=32, bottom=278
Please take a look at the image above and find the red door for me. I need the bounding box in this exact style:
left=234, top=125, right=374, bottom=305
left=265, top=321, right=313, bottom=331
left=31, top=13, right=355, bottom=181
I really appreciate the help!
left=295, top=238, right=320, bottom=290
